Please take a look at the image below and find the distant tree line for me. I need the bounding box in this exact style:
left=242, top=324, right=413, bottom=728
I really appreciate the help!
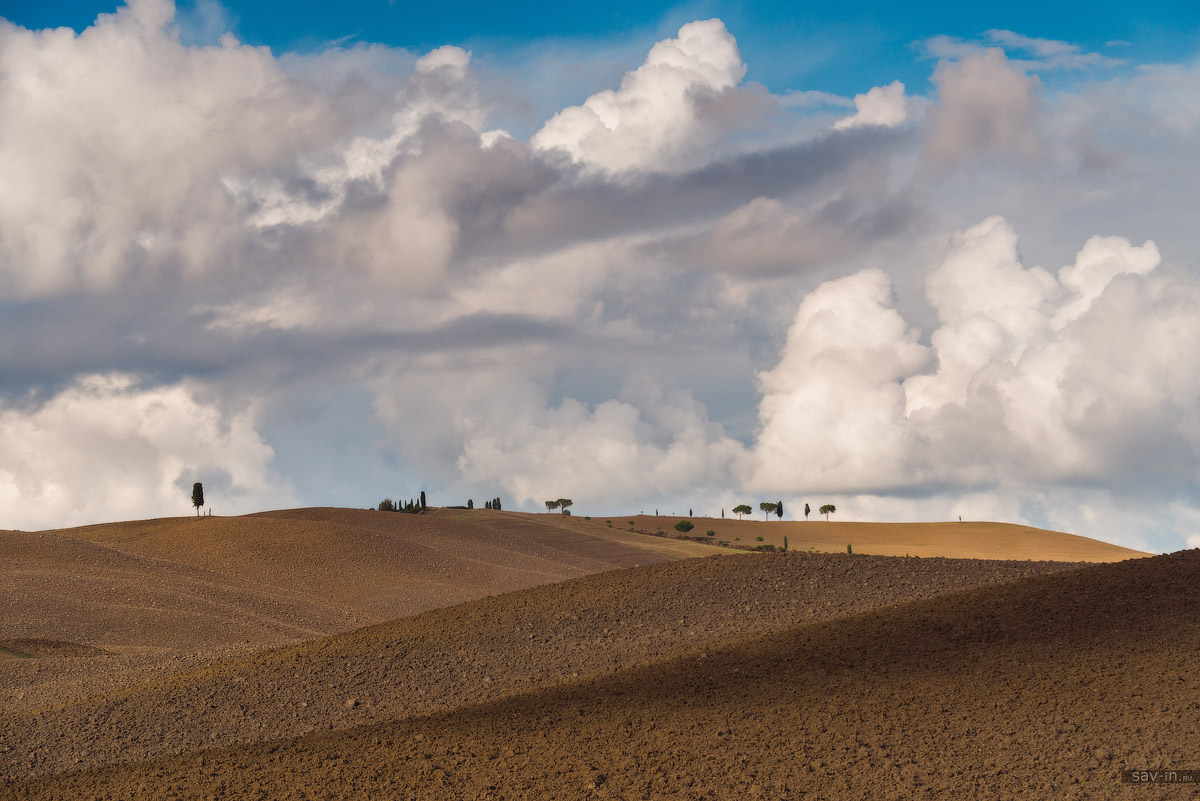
left=723, top=500, right=833, bottom=521
left=377, top=491, right=428, bottom=513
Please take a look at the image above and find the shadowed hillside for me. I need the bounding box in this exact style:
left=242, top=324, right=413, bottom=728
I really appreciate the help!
left=1, top=508, right=723, bottom=714
left=3, top=551, right=1080, bottom=786
left=5, top=549, right=1194, bottom=800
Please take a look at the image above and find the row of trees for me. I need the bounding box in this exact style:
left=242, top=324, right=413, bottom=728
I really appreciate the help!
left=729, top=502, right=836, bottom=521
left=545, top=498, right=573, bottom=515
left=378, top=490, right=428, bottom=513
left=465, top=497, right=503, bottom=509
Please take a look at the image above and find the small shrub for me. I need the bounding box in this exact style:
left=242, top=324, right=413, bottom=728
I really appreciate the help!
left=606, top=520, right=612, bottom=527
left=629, top=521, right=636, bottom=527
left=656, top=529, right=665, bottom=536
left=674, top=520, right=695, bottom=533
left=734, top=537, right=740, bottom=541
left=756, top=536, right=764, bottom=542
left=706, top=529, right=715, bottom=537
left=846, top=543, right=853, bottom=554
left=584, top=516, right=591, bottom=521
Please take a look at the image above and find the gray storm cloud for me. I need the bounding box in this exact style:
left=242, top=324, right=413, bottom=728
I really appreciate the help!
left=1, top=1, right=1199, bottom=550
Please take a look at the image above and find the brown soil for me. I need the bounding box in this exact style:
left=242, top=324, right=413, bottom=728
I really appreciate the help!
left=1, top=508, right=1178, bottom=800
left=1, top=508, right=719, bottom=713
left=6, top=549, right=1083, bottom=791
left=621, top=516, right=1149, bottom=561
left=6, top=550, right=1196, bottom=801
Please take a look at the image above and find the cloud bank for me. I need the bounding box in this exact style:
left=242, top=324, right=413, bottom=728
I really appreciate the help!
left=2, top=1, right=1199, bottom=551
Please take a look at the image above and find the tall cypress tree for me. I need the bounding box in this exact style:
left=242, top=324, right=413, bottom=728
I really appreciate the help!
left=191, top=482, right=204, bottom=517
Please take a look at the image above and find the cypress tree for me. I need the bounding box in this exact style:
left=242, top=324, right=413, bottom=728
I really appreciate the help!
left=420, top=491, right=427, bottom=510
left=191, top=482, right=204, bottom=517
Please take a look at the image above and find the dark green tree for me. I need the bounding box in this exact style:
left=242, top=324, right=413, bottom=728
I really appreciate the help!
left=731, top=504, right=752, bottom=519
left=804, top=502, right=811, bottom=521
left=674, top=519, right=695, bottom=533
left=493, top=497, right=502, bottom=510
left=420, top=491, right=427, bottom=511
left=776, top=500, right=784, bottom=519
left=545, top=500, right=559, bottom=513
left=467, top=498, right=474, bottom=509
left=378, top=498, right=395, bottom=512
left=759, top=501, right=777, bottom=521
left=820, top=504, right=836, bottom=521
left=556, top=498, right=573, bottom=515
left=191, top=482, right=204, bottom=517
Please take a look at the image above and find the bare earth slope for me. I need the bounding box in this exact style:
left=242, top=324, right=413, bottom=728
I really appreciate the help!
left=2, top=552, right=1077, bottom=786
left=624, top=515, right=1150, bottom=561
left=6, top=550, right=1194, bottom=801
left=53, top=508, right=722, bottom=621
left=1, top=509, right=721, bottom=714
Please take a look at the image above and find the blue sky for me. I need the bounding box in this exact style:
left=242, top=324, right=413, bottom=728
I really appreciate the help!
left=8, top=0, right=1199, bottom=92
left=2, top=0, right=1200, bottom=552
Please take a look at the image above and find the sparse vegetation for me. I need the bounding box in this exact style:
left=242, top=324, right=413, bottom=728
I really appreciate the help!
left=756, top=536, right=764, bottom=542
left=377, top=498, right=395, bottom=512
left=706, top=530, right=715, bottom=537
left=674, top=520, right=695, bottom=533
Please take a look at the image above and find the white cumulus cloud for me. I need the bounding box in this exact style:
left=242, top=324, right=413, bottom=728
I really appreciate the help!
left=531, top=19, right=747, bottom=175
left=752, top=216, right=1195, bottom=500
left=834, top=80, right=908, bottom=130
left=0, top=374, right=295, bottom=529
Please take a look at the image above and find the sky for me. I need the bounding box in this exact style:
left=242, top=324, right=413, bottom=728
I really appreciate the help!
left=2, top=0, right=1200, bottom=552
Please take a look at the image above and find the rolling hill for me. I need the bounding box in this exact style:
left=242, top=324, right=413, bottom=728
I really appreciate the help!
left=4, top=548, right=1193, bottom=800
left=0, top=507, right=1165, bottom=799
